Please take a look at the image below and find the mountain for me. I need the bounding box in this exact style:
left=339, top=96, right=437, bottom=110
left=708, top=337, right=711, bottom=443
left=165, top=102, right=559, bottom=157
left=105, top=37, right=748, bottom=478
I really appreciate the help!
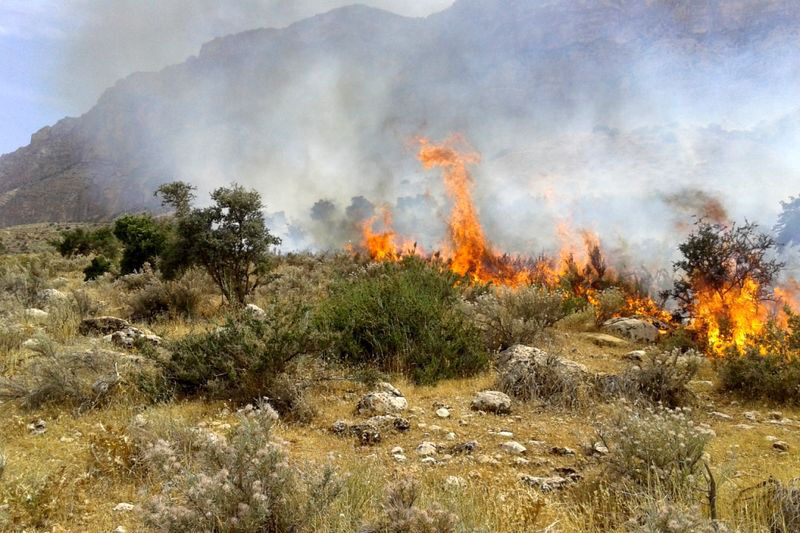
left=1, top=0, right=799, bottom=233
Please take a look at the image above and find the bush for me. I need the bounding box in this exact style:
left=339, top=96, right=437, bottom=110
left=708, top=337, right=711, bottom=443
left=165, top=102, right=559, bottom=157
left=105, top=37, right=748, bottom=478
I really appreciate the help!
left=319, top=257, right=488, bottom=384
left=113, top=214, right=168, bottom=275
left=127, top=274, right=203, bottom=322
left=141, top=402, right=340, bottom=533
left=600, top=405, right=714, bottom=494
left=0, top=448, right=5, bottom=479
left=737, top=477, right=800, bottom=533
left=468, top=285, right=566, bottom=351
left=83, top=256, right=112, bottom=281
left=624, top=502, right=727, bottom=533
left=717, top=349, right=800, bottom=404
left=497, top=347, right=590, bottom=407
left=0, top=324, right=25, bottom=356
left=618, top=349, right=702, bottom=407
left=163, top=303, right=322, bottom=418
left=52, top=226, right=119, bottom=259
left=594, top=287, right=626, bottom=326
left=0, top=260, right=48, bottom=307
left=357, top=478, right=460, bottom=533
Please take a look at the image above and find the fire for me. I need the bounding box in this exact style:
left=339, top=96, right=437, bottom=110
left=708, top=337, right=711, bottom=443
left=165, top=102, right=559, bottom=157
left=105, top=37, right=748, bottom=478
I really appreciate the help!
left=361, top=207, right=410, bottom=261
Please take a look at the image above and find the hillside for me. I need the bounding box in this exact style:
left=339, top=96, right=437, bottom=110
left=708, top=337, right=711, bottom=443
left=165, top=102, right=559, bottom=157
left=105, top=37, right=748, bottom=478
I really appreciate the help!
left=1, top=0, right=799, bottom=232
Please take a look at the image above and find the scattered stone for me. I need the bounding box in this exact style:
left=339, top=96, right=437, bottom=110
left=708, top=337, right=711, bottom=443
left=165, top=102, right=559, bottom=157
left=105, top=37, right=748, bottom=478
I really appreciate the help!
left=603, top=317, right=658, bottom=343
left=40, top=288, right=68, bottom=305
left=477, top=454, right=500, bottom=465
left=500, top=441, right=527, bottom=455
left=445, top=475, right=466, bottom=488
left=766, top=435, right=779, bottom=442
left=27, top=419, right=46, bottom=435
left=356, top=383, right=408, bottom=415
left=421, top=457, right=437, bottom=465
left=445, top=432, right=456, bottom=441
left=519, top=475, right=569, bottom=491
left=768, top=411, right=783, bottom=420
left=244, top=303, right=266, bottom=318
left=114, top=527, right=127, bottom=533
left=435, top=407, right=450, bottom=419
left=416, top=441, right=438, bottom=457
left=331, top=420, right=381, bottom=445
left=512, top=457, right=530, bottom=466
left=582, top=332, right=628, bottom=348
left=393, top=454, right=407, bottom=462
left=773, top=441, right=790, bottom=452
left=734, top=424, right=754, bottom=430
left=470, top=390, right=512, bottom=414
left=551, top=446, right=576, bottom=456
left=497, top=431, right=514, bottom=438
left=623, top=350, right=646, bottom=362
left=113, top=503, right=135, bottom=513
left=107, top=327, right=162, bottom=348
left=449, top=440, right=479, bottom=455
left=710, top=411, right=732, bottom=420
left=590, top=442, right=609, bottom=456
left=80, top=316, right=131, bottom=335
left=393, top=417, right=411, bottom=432
left=554, top=466, right=582, bottom=481
left=391, top=446, right=404, bottom=455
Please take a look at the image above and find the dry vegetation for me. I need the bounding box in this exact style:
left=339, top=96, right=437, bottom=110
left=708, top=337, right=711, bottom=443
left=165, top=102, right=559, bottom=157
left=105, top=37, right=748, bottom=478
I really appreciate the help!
left=1, top=223, right=800, bottom=533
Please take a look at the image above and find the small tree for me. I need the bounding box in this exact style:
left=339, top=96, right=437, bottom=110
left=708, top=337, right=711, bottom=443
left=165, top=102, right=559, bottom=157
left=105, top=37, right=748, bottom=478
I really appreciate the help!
left=663, top=220, right=784, bottom=320
left=112, top=215, right=167, bottom=274
left=164, top=183, right=281, bottom=305
left=53, top=226, right=119, bottom=259
left=155, top=181, right=196, bottom=217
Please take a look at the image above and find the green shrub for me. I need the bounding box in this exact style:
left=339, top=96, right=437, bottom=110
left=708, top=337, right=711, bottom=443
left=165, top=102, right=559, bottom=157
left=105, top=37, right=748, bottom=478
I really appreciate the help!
left=163, top=303, right=322, bottom=418
left=52, top=226, right=119, bottom=259
left=113, top=214, right=168, bottom=275
left=127, top=274, right=203, bottom=322
left=468, top=285, right=566, bottom=351
left=319, top=257, right=488, bottom=384
left=83, top=256, right=112, bottom=281
left=717, top=349, right=800, bottom=404
left=594, top=287, right=626, bottom=325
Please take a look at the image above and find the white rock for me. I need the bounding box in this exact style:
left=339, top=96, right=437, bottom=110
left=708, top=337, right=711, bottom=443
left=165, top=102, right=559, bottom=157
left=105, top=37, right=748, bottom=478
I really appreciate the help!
left=393, top=454, right=407, bottom=462
left=421, top=457, right=437, bottom=465
left=477, top=454, right=500, bottom=465
left=519, top=475, right=569, bottom=491
left=357, top=385, right=408, bottom=415
left=445, top=475, right=467, bottom=488
left=743, top=411, right=759, bottom=422
left=24, top=308, right=49, bottom=322
left=391, top=446, right=404, bottom=455
left=710, top=411, right=732, bottom=420
left=113, top=503, right=135, bottom=512
left=436, top=407, right=450, bottom=419
left=244, top=303, right=266, bottom=318
left=416, top=441, right=437, bottom=456
left=445, top=432, right=456, bottom=441
left=603, top=317, right=659, bottom=343
left=500, top=441, right=527, bottom=455
left=497, top=431, right=514, bottom=438
left=470, top=390, right=512, bottom=414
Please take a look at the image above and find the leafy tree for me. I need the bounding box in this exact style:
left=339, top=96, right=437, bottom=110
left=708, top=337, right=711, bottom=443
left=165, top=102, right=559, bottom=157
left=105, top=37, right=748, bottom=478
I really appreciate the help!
left=662, top=220, right=784, bottom=319
left=112, top=215, right=167, bottom=274
left=53, top=226, right=119, bottom=259
left=155, top=181, right=196, bottom=217
left=775, top=195, right=800, bottom=247
left=83, top=256, right=113, bottom=281
left=165, top=183, right=281, bottom=304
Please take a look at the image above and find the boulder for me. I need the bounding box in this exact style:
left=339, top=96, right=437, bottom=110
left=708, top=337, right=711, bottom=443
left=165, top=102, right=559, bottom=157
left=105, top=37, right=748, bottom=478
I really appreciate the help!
left=106, top=327, right=162, bottom=348
left=356, top=382, right=407, bottom=415
left=500, top=441, right=527, bottom=455
left=470, top=390, right=512, bottom=414
left=40, top=288, right=68, bottom=306
left=603, top=317, right=658, bottom=343
left=416, top=441, right=438, bottom=456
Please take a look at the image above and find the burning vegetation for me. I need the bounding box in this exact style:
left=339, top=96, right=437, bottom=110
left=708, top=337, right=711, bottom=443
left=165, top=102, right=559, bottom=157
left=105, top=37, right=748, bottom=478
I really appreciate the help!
left=354, top=137, right=800, bottom=358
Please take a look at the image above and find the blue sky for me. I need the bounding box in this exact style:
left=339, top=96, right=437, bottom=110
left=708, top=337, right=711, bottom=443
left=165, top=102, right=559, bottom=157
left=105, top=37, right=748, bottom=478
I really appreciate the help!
left=0, top=0, right=453, bottom=156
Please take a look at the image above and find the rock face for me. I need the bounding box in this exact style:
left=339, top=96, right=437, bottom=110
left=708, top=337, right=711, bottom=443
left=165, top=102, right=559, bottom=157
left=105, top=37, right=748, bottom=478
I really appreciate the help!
left=470, top=391, right=512, bottom=414
left=1, top=1, right=799, bottom=228
left=603, top=318, right=659, bottom=343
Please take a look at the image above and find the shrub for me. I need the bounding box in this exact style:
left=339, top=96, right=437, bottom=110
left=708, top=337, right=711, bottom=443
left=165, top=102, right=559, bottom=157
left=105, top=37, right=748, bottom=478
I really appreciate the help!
left=83, top=256, right=112, bottom=281
left=163, top=303, right=323, bottom=417
left=497, top=347, right=590, bottom=407
left=617, top=349, right=702, bottom=407
left=599, top=405, right=714, bottom=494
left=113, top=214, right=168, bottom=275
left=320, top=257, right=487, bottom=384
left=52, top=226, right=119, bottom=259
left=127, top=274, right=203, bottom=322
left=468, top=285, right=566, bottom=351
left=594, top=287, right=626, bottom=325
left=0, top=349, right=129, bottom=410
left=141, top=402, right=340, bottom=533
left=0, top=324, right=25, bottom=356
left=624, top=502, right=727, bottom=533
left=357, top=478, right=460, bottom=533
left=737, top=477, right=800, bottom=533
left=0, top=260, right=48, bottom=307
left=717, top=348, right=800, bottom=404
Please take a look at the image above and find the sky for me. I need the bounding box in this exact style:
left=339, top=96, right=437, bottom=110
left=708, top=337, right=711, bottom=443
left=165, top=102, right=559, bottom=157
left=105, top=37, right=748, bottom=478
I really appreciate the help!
left=0, top=0, right=453, bottom=156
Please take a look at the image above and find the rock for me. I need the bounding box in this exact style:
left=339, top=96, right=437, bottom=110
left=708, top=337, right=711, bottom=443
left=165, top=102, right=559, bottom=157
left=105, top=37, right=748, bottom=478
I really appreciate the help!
left=768, top=411, right=784, bottom=420
left=623, top=350, right=646, bottom=362
left=416, top=441, right=438, bottom=456
left=449, top=440, right=479, bottom=455
left=393, top=454, right=407, bottom=462
left=40, top=288, right=68, bottom=305
left=114, top=527, right=127, bottom=533
left=470, top=390, right=512, bottom=414
left=109, top=327, right=162, bottom=348
left=477, top=454, right=500, bottom=465
left=603, top=317, right=659, bottom=343
left=356, top=383, right=407, bottom=415
left=690, top=380, right=714, bottom=389
left=244, top=303, right=266, bottom=318
left=590, top=442, right=609, bottom=455
left=22, top=337, right=45, bottom=349
left=435, top=407, right=450, bottom=419
left=24, top=308, right=49, bottom=322
left=445, top=475, right=467, bottom=488
left=766, top=435, right=779, bottom=442
left=743, top=411, right=759, bottom=422
left=519, top=475, right=569, bottom=491
left=500, top=441, right=527, bottom=454
left=710, top=411, right=732, bottom=420
left=331, top=420, right=381, bottom=445
left=421, top=457, right=437, bottom=465
left=773, top=441, right=790, bottom=452
left=512, top=457, right=530, bottom=466
left=551, top=446, right=576, bottom=456
left=734, top=424, right=754, bottom=430
left=393, top=417, right=411, bottom=431
left=27, top=419, right=46, bottom=435
left=446, top=432, right=456, bottom=440
left=80, top=316, right=131, bottom=335
left=582, top=332, right=628, bottom=348
left=113, top=503, right=135, bottom=512
left=497, top=431, right=514, bottom=437
left=391, top=446, right=404, bottom=455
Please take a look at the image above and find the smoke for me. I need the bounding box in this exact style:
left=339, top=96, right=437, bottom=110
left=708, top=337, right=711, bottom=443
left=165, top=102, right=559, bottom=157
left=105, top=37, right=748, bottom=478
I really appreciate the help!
left=52, top=0, right=454, bottom=114
left=661, top=188, right=730, bottom=230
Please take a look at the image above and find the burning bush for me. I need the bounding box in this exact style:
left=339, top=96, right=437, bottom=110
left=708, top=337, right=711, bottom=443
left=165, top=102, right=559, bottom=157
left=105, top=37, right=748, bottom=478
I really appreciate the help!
left=319, top=256, right=488, bottom=384
left=662, top=220, right=784, bottom=355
